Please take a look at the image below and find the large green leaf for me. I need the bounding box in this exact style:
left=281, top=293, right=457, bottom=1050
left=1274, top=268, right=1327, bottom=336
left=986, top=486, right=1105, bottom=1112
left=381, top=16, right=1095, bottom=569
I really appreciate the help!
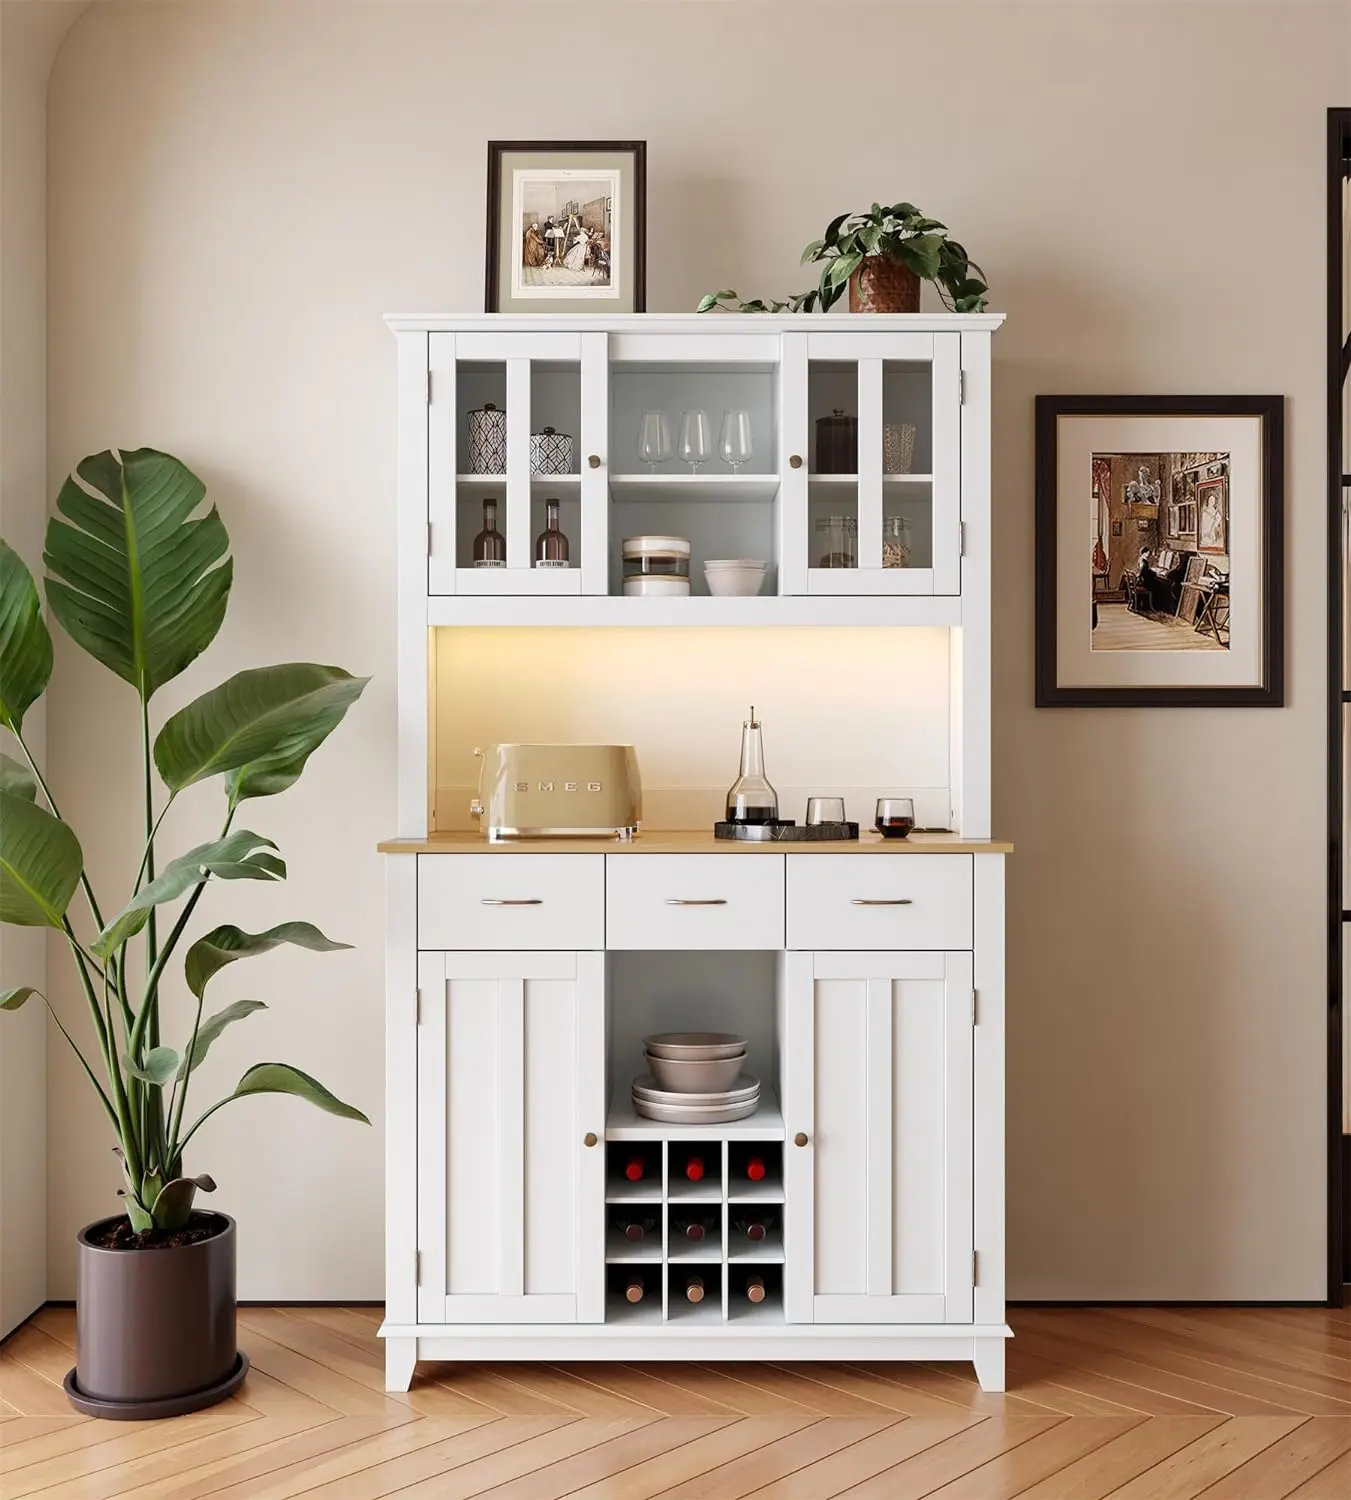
left=176, top=999, right=268, bottom=1078
left=153, top=664, right=368, bottom=802
left=1, top=985, right=41, bottom=1011
left=150, top=1173, right=216, bottom=1231
left=0, top=790, right=82, bottom=928
left=0, top=541, right=53, bottom=735
left=92, top=830, right=283, bottom=957
left=124, top=1046, right=180, bottom=1087
left=219, top=1062, right=369, bottom=1123
left=0, top=753, right=36, bottom=801
left=43, top=449, right=231, bottom=701
left=184, top=920, right=349, bottom=1000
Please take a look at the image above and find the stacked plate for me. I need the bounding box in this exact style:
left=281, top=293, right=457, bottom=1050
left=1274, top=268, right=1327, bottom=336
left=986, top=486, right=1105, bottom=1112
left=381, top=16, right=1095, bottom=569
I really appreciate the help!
left=632, top=1032, right=760, bottom=1123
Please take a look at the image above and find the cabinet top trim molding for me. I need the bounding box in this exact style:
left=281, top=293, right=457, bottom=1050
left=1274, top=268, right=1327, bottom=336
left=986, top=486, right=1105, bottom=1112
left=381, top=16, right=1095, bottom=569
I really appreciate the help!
left=378, top=831, right=1013, bottom=855
left=385, top=312, right=1006, bottom=335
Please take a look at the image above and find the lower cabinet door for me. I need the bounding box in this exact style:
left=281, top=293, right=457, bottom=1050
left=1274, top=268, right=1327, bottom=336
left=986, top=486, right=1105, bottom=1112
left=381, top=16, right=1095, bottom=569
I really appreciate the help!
left=416, top=950, right=605, bottom=1323
left=781, top=950, right=974, bottom=1325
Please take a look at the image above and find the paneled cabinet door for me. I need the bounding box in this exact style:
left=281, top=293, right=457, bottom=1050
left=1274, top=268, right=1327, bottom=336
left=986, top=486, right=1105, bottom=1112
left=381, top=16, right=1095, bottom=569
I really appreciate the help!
left=416, top=951, right=605, bottom=1323
left=779, top=331, right=961, bottom=595
left=427, top=331, right=608, bottom=595
left=781, top=950, right=973, bottom=1324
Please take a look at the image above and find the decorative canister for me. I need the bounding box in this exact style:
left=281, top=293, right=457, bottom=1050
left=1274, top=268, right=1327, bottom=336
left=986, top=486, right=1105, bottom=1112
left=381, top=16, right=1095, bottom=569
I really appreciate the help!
left=848, top=256, right=921, bottom=313
left=883, top=423, right=918, bottom=475
left=466, top=402, right=507, bottom=475
left=530, top=426, right=574, bottom=475
left=883, top=515, right=914, bottom=568
left=622, top=535, right=691, bottom=596
left=814, top=515, right=857, bottom=569
left=815, top=409, right=858, bottom=474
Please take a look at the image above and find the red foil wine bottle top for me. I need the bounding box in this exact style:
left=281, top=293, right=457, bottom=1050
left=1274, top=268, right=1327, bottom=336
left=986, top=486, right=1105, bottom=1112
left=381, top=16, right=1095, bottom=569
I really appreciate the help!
left=685, top=1278, right=705, bottom=1303
left=685, top=1157, right=705, bottom=1181
left=624, top=1158, right=644, bottom=1181
left=747, top=1222, right=766, bottom=1241
left=625, top=1279, right=644, bottom=1303
left=746, top=1158, right=766, bottom=1181
left=685, top=1223, right=704, bottom=1241
left=624, top=1223, right=644, bottom=1241
left=747, top=1278, right=766, bottom=1304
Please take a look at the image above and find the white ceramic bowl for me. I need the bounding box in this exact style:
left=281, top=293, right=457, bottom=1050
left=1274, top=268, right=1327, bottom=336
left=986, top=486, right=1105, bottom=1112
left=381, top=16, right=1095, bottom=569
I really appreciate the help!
left=645, top=1053, right=746, bottom=1093
left=644, top=1032, right=747, bottom=1061
left=703, top=559, right=767, bottom=597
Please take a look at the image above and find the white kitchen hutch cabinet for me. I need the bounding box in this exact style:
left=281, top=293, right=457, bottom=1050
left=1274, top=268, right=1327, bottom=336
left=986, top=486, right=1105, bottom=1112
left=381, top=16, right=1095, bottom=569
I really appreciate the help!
left=381, top=313, right=1009, bottom=1392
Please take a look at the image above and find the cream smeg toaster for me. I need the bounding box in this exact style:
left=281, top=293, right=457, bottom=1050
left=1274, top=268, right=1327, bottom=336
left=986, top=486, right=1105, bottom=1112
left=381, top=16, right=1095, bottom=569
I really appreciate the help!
left=471, top=744, right=642, bottom=840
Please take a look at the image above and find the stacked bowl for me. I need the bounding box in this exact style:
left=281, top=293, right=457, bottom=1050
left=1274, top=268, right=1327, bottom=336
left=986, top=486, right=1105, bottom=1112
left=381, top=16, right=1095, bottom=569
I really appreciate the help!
left=632, top=1032, right=760, bottom=1123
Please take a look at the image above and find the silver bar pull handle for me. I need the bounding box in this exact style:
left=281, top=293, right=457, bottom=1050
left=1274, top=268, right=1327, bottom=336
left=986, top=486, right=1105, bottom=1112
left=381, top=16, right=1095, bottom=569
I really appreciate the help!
left=665, top=898, right=728, bottom=907
left=850, top=898, right=914, bottom=906
left=481, top=898, right=543, bottom=906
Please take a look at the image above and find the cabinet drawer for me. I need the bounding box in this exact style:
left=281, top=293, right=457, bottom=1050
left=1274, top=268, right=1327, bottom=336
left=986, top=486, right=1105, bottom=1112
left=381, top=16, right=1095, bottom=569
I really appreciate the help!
left=605, top=855, right=784, bottom=950
left=787, top=855, right=972, bottom=950
left=417, top=855, right=604, bottom=950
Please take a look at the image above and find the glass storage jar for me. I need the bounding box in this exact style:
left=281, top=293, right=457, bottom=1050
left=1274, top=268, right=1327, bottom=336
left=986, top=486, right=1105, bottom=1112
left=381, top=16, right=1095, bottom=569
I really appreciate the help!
left=814, top=516, right=857, bottom=569
left=622, top=535, right=691, bottom=596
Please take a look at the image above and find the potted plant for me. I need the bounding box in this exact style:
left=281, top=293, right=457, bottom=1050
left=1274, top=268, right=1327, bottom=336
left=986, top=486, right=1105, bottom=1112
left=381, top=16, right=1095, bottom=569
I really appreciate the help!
left=698, top=202, right=988, bottom=315
left=0, top=448, right=369, bottom=1419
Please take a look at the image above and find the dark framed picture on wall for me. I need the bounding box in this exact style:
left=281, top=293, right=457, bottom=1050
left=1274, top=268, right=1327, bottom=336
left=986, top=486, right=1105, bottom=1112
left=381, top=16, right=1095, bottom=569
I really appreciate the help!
left=1035, top=394, right=1284, bottom=707
left=485, top=140, right=647, bottom=314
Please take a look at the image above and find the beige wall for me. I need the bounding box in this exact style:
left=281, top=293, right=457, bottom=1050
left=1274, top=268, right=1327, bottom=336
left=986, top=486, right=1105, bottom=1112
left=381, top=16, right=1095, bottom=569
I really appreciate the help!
left=0, top=0, right=88, bottom=1338
left=40, top=0, right=1347, bottom=1299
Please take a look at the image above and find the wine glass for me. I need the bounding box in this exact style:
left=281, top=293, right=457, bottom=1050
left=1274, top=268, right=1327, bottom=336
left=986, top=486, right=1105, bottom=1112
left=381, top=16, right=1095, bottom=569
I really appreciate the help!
left=677, top=410, right=712, bottom=475
left=637, top=411, right=671, bottom=474
left=718, top=410, right=753, bottom=473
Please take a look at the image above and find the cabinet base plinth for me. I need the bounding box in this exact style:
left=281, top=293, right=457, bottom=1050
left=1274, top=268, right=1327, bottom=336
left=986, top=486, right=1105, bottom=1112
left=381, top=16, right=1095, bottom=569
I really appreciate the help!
left=379, top=1321, right=1012, bottom=1392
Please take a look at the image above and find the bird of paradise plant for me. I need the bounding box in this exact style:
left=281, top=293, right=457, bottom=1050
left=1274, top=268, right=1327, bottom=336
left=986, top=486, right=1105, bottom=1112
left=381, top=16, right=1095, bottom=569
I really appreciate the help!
left=0, top=448, right=369, bottom=1234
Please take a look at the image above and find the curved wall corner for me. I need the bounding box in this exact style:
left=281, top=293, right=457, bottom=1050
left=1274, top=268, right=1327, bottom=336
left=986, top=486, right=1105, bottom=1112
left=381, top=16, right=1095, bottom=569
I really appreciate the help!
left=0, top=0, right=91, bottom=1339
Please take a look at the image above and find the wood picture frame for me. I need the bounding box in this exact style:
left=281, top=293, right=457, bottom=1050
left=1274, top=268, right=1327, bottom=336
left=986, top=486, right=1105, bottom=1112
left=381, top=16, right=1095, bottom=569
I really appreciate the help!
left=1035, top=394, right=1284, bottom=707
left=485, top=140, right=647, bottom=314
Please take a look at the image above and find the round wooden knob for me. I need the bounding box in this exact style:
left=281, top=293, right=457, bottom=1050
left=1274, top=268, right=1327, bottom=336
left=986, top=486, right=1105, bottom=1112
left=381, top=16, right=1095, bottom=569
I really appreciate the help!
left=794, top=1131, right=809, bottom=1147
left=588, top=454, right=602, bottom=469
left=788, top=454, right=803, bottom=470
left=583, top=1132, right=598, bottom=1147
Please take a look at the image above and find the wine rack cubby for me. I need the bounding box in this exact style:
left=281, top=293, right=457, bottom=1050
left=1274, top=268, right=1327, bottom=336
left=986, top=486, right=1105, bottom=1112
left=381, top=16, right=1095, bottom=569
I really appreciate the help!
left=603, top=1139, right=784, bottom=1324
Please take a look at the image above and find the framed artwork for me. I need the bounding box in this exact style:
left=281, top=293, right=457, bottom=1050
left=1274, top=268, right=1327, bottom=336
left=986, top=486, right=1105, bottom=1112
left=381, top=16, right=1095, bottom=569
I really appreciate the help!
left=1035, top=394, right=1284, bottom=707
left=485, top=140, right=647, bottom=314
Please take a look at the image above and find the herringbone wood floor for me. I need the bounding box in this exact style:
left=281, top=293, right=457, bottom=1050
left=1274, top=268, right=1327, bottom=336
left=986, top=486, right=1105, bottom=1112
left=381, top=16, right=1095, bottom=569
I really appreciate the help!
left=1, top=1304, right=1348, bottom=1498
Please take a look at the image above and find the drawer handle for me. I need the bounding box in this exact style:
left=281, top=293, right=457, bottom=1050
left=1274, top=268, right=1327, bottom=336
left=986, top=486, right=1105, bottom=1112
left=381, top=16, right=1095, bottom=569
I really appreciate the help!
left=481, top=898, right=544, bottom=906
left=665, top=898, right=728, bottom=906
left=850, top=898, right=914, bottom=906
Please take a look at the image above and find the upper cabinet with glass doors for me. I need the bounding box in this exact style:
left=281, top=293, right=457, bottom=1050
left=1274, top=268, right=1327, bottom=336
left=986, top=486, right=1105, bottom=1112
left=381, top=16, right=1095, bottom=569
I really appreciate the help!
left=417, top=318, right=990, bottom=601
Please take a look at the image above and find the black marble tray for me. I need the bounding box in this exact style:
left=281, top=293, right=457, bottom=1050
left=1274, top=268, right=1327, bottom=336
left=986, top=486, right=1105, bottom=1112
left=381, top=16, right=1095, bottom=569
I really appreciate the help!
left=713, top=820, right=859, bottom=843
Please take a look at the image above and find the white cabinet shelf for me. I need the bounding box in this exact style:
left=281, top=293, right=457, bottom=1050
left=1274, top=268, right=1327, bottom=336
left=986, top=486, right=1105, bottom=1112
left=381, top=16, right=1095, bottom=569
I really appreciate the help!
left=384, top=312, right=1006, bottom=1396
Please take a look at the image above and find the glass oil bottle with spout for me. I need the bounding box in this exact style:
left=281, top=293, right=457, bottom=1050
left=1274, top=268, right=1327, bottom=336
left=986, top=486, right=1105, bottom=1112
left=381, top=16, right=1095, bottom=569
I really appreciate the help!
left=725, top=706, right=779, bottom=826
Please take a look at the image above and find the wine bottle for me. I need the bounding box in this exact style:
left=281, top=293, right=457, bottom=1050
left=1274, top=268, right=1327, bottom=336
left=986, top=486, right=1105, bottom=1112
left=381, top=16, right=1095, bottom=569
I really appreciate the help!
left=672, top=1213, right=714, bottom=1242
left=622, top=1154, right=646, bottom=1182
left=682, top=1154, right=706, bottom=1183
left=472, top=498, right=506, bottom=567
left=625, top=1274, right=646, bottom=1304
left=534, top=498, right=570, bottom=568
left=733, top=1213, right=774, bottom=1243
left=683, top=1274, right=705, bottom=1304
left=613, top=1214, right=655, bottom=1243
left=745, top=1274, right=767, bottom=1305
left=744, top=1156, right=767, bottom=1182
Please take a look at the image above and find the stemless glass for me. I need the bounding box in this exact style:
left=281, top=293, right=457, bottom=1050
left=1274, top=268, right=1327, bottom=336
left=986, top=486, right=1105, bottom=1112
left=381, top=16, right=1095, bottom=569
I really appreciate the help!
left=875, top=797, right=916, bottom=840
left=677, top=410, right=712, bottom=475
left=718, top=410, right=753, bottom=473
left=638, top=411, right=671, bottom=474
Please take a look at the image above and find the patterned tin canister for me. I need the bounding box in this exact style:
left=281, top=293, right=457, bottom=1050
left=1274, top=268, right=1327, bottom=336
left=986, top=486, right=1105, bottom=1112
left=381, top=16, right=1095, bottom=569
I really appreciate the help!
left=530, top=426, right=574, bottom=475
left=883, top=422, right=917, bottom=475
left=466, top=402, right=507, bottom=475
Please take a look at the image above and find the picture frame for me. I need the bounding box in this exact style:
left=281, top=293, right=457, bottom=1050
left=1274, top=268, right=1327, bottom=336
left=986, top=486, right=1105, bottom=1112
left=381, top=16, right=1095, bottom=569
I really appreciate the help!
left=1035, top=394, right=1284, bottom=707
left=485, top=140, right=647, bottom=314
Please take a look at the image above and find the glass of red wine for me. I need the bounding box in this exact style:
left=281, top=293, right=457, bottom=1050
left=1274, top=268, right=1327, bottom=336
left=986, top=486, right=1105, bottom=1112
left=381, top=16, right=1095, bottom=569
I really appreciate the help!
left=875, top=796, right=916, bottom=840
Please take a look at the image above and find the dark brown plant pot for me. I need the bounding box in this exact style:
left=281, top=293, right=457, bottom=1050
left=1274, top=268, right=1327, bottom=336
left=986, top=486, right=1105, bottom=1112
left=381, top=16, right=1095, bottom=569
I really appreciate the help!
left=848, top=256, right=921, bottom=313
left=64, top=1211, right=248, bottom=1419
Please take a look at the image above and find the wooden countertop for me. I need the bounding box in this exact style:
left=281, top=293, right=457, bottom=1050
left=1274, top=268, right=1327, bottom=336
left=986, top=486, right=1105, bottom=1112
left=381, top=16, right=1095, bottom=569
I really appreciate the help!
left=378, top=830, right=1013, bottom=855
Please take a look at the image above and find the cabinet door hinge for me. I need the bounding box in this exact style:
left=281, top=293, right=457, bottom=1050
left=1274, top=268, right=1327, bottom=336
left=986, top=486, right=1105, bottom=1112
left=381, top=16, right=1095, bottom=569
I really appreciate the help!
left=415, top=1249, right=422, bottom=1286
left=960, top=521, right=967, bottom=558
left=959, top=369, right=967, bottom=405
left=416, top=989, right=425, bottom=1025
left=970, top=989, right=978, bottom=1027
left=426, top=521, right=432, bottom=556
left=972, top=1250, right=979, bottom=1286
left=426, top=369, right=433, bottom=405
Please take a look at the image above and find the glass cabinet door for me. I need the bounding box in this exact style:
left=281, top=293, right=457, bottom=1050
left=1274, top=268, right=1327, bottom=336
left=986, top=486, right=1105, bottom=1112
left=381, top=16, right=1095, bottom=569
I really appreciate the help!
left=427, top=332, right=608, bottom=594
left=779, top=331, right=961, bottom=595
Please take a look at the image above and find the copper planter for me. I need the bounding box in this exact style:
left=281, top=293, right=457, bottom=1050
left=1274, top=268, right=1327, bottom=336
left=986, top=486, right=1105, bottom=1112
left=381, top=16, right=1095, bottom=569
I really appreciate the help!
left=848, top=256, right=921, bottom=313
left=64, top=1212, right=247, bottom=1419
